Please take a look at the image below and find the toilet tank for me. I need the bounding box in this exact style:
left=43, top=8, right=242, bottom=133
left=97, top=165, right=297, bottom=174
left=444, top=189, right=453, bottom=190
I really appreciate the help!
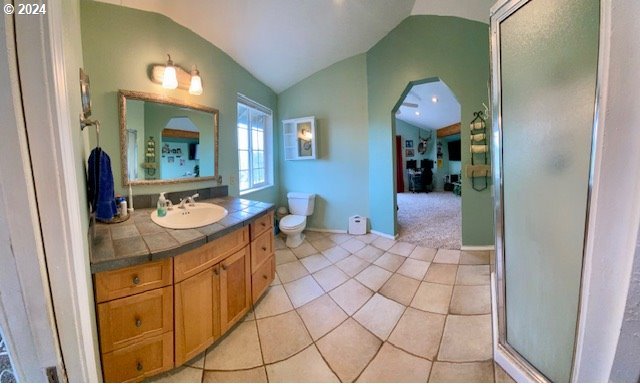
left=287, top=192, right=316, bottom=215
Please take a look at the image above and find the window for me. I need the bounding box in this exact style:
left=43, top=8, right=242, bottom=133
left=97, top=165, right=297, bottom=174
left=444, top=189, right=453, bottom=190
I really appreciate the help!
left=237, top=96, right=273, bottom=193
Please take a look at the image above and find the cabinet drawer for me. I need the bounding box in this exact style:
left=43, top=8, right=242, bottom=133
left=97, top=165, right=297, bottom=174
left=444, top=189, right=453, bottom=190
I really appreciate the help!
left=102, top=332, right=173, bottom=383
left=98, top=287, right=173, bottom=354
left=174, top=226, right=249, bottom=283
left=95, top=259, right=172, bottom=303
left=250, top=230, right=274, bottom=273
left=250, top=211, right=273, bottom=240
left=252, top=255, right=275, bottom=304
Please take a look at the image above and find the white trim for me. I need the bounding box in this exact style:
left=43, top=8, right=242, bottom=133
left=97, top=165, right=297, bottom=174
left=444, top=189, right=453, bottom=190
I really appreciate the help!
left=370, top=230, right=398, bottom=240
left=306, top=227, right=348, bottom=234
left=239, top=183, right=274, bottom=196
left=461, top=245, right=495, bottom=251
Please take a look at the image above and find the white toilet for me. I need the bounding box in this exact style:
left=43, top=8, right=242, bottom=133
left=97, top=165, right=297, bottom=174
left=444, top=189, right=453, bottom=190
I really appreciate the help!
left=279, top=192, right=316, bottom=248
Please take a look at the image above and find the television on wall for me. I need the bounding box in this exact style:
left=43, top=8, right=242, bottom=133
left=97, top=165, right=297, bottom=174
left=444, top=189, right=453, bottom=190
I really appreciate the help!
left=448, top=140, right=461, bottom=161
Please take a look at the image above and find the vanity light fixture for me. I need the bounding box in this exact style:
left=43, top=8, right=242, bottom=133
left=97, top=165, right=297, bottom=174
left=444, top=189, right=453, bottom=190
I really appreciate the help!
left=431, top=96, right=438, bottom=103
left=162, top=54, right=178, bottom=89
left=189, top=65, right=203, bottom=95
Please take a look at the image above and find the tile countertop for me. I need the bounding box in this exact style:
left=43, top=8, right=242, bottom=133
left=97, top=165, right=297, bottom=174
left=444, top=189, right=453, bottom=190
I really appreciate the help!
left=90, top=196, right=275, bottom=273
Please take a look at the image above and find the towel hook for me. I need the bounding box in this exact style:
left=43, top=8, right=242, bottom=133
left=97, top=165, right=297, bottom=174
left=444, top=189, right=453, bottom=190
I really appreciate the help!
left=81, top=116, right=101, bottom=148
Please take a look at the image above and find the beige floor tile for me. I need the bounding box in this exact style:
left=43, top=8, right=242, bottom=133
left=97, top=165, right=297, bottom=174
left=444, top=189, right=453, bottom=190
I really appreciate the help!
left=353, top=293, right=405, bottom=340
left=341, top=238, right=367, bottom=254
left=438, top=314, right=492, bottom=362
left=283, top=275, right=325, bottom=308
left=356, top=233, right=379, bottom=244
left=312, top=265, right=350, bottom=291
left=291, top=241, right=319, bottom=258
left=276, top=260, right=309, bottom=283
left=335, top=255, right=369, bottom=277
left=322, top=245, right=350, bottom=263
left=374, top=252, right=406, bottom=272
left=309, top=237, right=337, bottom=252
left=388, top=241, right=416, bottom=257
left=257, top=311, right=312, bottom=364
left=243, top=308, right=255, bottom=322
left=270, top=272, right=281, bottom=286
left=409, top=246, right=438, bottom=261
left=145, top=365, right=202, bottom=383
left=316, top=318, right=382, bottom=382
left=355, top=265, right=393, bottom=291
left=456, top=265, right=491, bottom=285
left=495, top=362, right=516, bottom=383
left=274, top=236, right=286, bottom=250
left=203, top=367, right=267, bottom=383
left=372, top=237, right=396, bottom=251
left=389, top=307, right=446, bottom=360
left=397, top=258, right=430, bottom=280
left=297, top=294, right=348, bottom=340
left=379, top=273, right=420, bottom=306
left=184, top=351, right=205, bottom=368
left=329, top=279, right=373, bottom=315
left=433, top=249, right=461, bottom=264
left=355, top=245, right=385, bottom=263
left=449, top=285, right=491, bottom=315
left=357, top=342, right=432, bottom=383
left=429, top=361, right=494, bottom=382
left=424, top=264, right=458, bottom=285
left=304, top=230, right=327, bottom=241
left=411, top=282, right=453, bottom=315
left=328, top=233, right=352, bottom=244
left=275, top=249, right=297, bottom=265
left=460, top=250, right=491, bottom=265
left=300, top=253, right=332, bottom=273
left=266, top=345, right=340, bottom=383
left=204, top=321, right=262, bottom=370
left=254, top=285, right=293, bottom=319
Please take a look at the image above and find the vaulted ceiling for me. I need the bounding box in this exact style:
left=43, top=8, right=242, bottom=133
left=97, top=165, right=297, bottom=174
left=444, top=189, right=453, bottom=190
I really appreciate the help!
left=96, top=0, right=493, bottom=92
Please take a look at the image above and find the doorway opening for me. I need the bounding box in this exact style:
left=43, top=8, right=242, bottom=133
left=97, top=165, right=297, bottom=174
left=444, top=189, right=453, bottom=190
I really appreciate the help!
left=392, top=78, right=462, bottom=249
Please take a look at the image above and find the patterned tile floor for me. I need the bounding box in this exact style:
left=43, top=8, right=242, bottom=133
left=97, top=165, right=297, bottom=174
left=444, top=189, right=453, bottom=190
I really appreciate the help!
left=147, top=231, right=515, bottom=383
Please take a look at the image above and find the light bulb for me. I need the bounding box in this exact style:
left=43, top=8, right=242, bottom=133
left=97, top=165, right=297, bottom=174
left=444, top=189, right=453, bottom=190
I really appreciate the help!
left=189, top=66, right=203, bottom=95
left=162, top=54, right=178, bottom=89
left=415, top=111, right=420, bottom=116
left=431, top=96, right=438, bottom=103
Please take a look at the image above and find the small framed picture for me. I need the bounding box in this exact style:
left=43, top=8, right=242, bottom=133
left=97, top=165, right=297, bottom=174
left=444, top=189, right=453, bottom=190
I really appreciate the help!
left=405, top=149, right=415, bottom=157
left=405, top=140, right=413, bottom=148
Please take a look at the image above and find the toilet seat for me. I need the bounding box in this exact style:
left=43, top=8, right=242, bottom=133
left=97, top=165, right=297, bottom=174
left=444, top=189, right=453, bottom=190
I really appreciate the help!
left=280, top=214, right=306, bottom=230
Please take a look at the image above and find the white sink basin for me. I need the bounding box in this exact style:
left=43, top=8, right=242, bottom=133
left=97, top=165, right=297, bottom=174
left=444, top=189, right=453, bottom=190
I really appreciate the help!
left=150, top=202, right=228, bottom=229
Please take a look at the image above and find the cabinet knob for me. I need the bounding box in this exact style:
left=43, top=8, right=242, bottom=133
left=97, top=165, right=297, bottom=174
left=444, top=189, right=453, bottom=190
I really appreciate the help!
left=221, top=264, right=227, bottom=271
left=213, top=267, right=219, bottom=275
left=262, top=274, right=268, bottom=279
left=260, top=222, right=266, bottom=227
left=132, top=275, right=140, bottom=285
left=136, top=362, right=143, bottom=371
left=135, top=318, right=142, bottom=328
left=261, top=246, right=267, bottom=251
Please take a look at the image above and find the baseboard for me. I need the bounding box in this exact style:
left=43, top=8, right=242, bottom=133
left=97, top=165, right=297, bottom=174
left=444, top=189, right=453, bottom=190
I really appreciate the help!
left=370, top=230, right=398, bottom=240
left=461, top=245, right=495, bottom=251
left=305, top=227, right=348, bottom=234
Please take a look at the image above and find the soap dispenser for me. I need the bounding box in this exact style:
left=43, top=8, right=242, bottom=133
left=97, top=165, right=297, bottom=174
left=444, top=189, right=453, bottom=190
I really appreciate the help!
left=157, top=192, right=167, bottom=217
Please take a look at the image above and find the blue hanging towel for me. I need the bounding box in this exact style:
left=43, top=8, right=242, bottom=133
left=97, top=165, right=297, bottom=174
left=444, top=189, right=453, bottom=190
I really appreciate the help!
left=88, top=147, right=118, bottom=221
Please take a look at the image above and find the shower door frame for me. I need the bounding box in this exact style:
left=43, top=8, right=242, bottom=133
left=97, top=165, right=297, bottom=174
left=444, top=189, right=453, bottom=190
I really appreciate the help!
left=490, top=0, right=605, bottom=381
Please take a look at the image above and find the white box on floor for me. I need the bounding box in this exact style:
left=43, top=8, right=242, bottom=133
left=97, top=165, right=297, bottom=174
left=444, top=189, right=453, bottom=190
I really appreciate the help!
left=348, top=215, right=367, bottom=235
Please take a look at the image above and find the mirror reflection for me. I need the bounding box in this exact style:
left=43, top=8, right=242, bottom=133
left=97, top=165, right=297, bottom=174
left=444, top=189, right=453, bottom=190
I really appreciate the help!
left=119, top=90, right=218, bottom=185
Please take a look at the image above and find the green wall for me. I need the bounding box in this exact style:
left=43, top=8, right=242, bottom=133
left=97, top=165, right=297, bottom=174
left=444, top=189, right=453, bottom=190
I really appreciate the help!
left=395, top=119, right=436, bottom=191
left=80, top=1, right=278, bottom=203
left=277, top=54, right=369, bottom=231
left=366, top=15, right=493, bottom=245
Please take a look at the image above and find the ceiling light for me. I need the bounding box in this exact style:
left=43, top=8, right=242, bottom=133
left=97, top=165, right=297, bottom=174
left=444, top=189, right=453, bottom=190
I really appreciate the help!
left=189, top=65, right=203, bottom=95
left=431, top=96, right=438, bottom=103
left=162, top=54, right=178, bottom=89
left=415, top=111, right=420, bottom=116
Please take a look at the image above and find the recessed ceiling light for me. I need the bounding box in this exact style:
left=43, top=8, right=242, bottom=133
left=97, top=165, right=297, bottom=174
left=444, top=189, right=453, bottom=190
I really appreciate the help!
left=415, top=111, right=420, bottom=116
left=431, top=96, right=438, bottom=103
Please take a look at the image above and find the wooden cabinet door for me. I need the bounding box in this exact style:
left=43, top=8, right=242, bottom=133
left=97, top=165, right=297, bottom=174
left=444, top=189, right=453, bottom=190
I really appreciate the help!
left=219, top=246, right=251, bottom=333
left=174, top=266, right=220, bottom=365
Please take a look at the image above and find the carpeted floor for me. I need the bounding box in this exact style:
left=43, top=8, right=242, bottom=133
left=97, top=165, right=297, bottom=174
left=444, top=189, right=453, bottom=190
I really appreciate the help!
left=396, top=192, right=461, bottom=250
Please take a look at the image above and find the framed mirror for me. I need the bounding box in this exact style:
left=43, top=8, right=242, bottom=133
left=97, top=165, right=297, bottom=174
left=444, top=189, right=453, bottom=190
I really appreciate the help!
left=118, top=90, right=219, bottom=185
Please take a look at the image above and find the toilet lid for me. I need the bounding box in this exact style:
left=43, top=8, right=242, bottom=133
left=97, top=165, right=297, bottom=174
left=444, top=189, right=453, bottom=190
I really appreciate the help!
left=280, top=215, right=305, bottom=228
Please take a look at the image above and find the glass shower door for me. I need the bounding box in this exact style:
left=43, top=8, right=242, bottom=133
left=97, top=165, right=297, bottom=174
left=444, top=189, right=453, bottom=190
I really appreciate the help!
left=492, top=0, right=600, bottom=381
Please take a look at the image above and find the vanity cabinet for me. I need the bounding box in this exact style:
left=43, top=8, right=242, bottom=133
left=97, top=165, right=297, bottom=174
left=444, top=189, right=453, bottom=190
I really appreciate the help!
left=93, top=213, right=274, bottom=382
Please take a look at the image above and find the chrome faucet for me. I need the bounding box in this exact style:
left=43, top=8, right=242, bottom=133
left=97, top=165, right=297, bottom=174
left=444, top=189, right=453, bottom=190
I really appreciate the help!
left=178, top=193, right=199, bottom=209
